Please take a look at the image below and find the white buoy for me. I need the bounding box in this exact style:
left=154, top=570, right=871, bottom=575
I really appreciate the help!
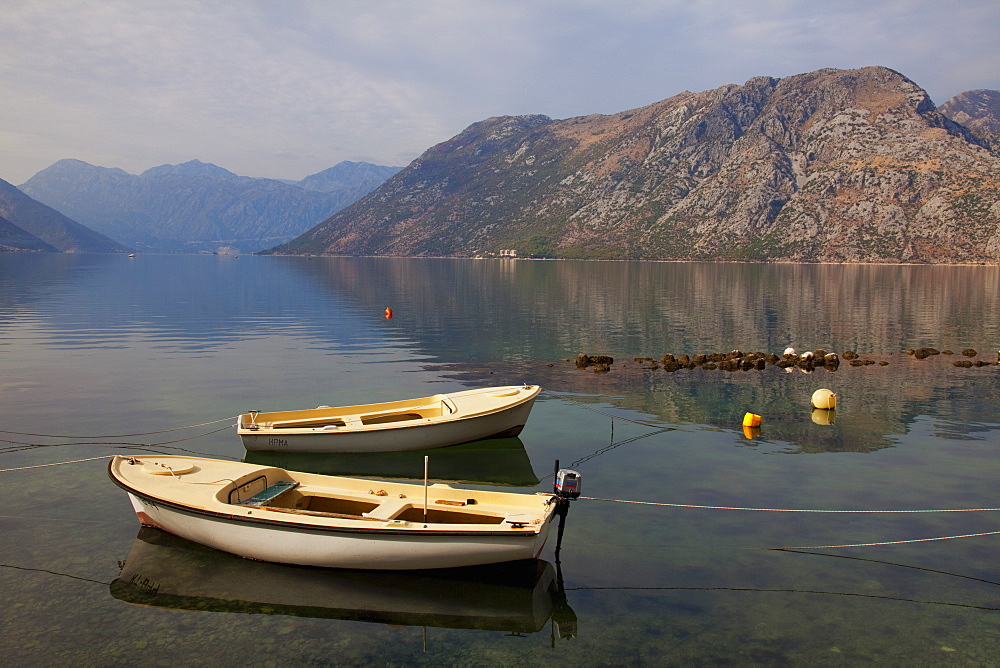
left=811, top=388, right=837, bottom=410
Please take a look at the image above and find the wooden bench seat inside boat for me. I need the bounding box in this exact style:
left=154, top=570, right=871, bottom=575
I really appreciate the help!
left=263, top=488, right=382, bottom=517
left=358, top=412, right=424, bottom=426
left=233, top=482, right=509, bottom=525
left=265, top=405, right=445, bottom=430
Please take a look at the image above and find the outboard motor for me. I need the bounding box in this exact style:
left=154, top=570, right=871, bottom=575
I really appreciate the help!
left=551, top=463, right=581, bottom=562
left=554, top=468, right=582, bottom=500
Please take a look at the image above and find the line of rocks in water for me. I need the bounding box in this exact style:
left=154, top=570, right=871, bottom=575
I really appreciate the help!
left=573, top=348, right=1000, bottom=373
left=906, top=347, right=1000, bottom=367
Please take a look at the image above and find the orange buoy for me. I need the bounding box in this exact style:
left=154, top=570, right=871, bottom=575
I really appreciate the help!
left=384, top=307, right=393, bottom=319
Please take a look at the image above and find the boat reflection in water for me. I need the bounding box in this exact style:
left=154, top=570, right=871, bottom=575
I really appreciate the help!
left=112, top=527, right=576, bottom=638
left=243, top=437, right=539, bottom=487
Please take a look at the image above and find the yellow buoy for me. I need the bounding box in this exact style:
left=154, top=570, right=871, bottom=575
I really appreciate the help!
left=811, top=388, right=837, bottom=410
left=742, top=412, right=762, bottom=427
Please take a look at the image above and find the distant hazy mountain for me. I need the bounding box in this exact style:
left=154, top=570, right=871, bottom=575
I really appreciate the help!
left=939, top=89, right=1000, bottom=150
left=298, top=161, right=402, bottom=195
left=269, top=66, right=1000, bottom=264
left=20, top=159, right=402, bottom=253
left=0, top=178, right=129, bottom=253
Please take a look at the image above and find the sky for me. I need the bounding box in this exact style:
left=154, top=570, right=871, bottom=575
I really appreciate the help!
left=3, top=0, right=999, bottom=185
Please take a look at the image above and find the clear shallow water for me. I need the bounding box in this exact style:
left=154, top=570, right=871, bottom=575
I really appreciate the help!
left=2, top=254, right=1000, bottom=664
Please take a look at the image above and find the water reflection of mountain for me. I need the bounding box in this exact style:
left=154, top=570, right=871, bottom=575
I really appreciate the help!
left=243, top=437, right=539, bottom=486
left=288, top=257, right=1000, bottom=362
left=112, top=527, right=575, bottom=637
left=6, top=254, right=999, bottom=362
left=5, top=255, right=998, bottom=451
left=0, top=254, right=104, bottom=320
left=0, top=254, right=380, bottom=351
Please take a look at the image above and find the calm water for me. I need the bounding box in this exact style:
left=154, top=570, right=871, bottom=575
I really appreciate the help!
left=2, top=254, right=1000, bottom=665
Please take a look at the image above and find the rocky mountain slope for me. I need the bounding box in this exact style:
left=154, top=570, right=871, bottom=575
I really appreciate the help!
left=20, top=159, right=401, bottom=253
left=939, top=89, right=1000, bottom=150
left=0, top=214, right=57, bottom=252
left=270, top=67, right=1000, bottom=263
left=0, top=178, right=128, bottom=253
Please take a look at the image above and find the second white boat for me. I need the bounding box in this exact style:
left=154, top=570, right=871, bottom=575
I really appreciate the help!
left=236, top=385, right=541, bottom=453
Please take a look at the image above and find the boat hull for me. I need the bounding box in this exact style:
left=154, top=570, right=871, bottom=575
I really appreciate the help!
left=127, top=491, right=551, bottom=569
left=238, top=385, right=540, bottom=453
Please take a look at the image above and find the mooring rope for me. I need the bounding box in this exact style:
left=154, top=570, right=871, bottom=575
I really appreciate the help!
left=0, top=424, right=237, bottom=458
left=561, top=527, right=1000, bottom=552
left=0, top=443, right=242, bottom=473
left=560, top=585, right=1000, bottom=612
left=566, top=496, right=1000, bottom=550
left=0, top=415, right=238, bottom=439
left=545, top=391, right=666, bottom=428
left=770, top=530, right=1000, bottom=550
left=579, top=496, right=1000, bottom=514
left=0, top=455, right=112, bottom=473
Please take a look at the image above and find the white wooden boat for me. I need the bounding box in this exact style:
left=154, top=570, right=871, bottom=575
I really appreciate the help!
left=108, top=454, right=560, bottom=570
left=236, top=385, right=541, bottom=453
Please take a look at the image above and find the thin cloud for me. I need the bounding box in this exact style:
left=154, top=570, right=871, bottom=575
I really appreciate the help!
left=2, top=0, right=998, bottom=184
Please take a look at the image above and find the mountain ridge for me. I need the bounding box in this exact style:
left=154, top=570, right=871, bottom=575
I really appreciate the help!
left=0, top=213, right=58, bottom=252
left=269, top=66, right=1000, bottom=264
left=20, top=159, right=403, bottom=253
left=938, top=89, right=1000, bottom=150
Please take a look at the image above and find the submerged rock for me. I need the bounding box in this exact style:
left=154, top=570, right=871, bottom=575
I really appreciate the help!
left=576, top=353, right=614, bottom=370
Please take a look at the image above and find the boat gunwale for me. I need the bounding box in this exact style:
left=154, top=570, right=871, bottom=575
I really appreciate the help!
left=236, top=385, right=540, bottom=435
left=107, top=459, right=551, bottom=539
